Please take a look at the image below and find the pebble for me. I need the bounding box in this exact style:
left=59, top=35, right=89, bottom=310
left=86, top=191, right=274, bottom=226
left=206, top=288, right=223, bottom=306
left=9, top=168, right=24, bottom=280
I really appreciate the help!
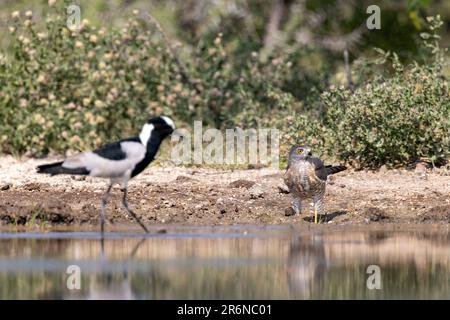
left=249, top=185, right=264, bottom=199
left=229, top=179, right=255, bottom=189
left=0, top=183, right=11, bottom=191
left=163, top=200, right=175, bottom=207
left=71, top=175, right=86, bottom=181
left=277, top=184, right=290, bottom=194
left=284, top=207, right=295, bottom=216
left=378, top=165, right=389, bottom=173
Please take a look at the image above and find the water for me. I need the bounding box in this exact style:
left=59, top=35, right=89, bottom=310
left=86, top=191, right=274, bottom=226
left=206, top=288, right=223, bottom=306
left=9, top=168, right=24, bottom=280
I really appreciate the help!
left=1, top=225, right=450, bottom=299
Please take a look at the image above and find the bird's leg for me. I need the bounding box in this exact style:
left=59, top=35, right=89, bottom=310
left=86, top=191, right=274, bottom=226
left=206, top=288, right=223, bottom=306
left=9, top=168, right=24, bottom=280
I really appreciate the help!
left=313, top=195, right=325, bottom=224
left=292, top=197, right=302, bottom=215
left=100, top=184, right=113, bottom=235
left=121, top=186, right=149, bottom=233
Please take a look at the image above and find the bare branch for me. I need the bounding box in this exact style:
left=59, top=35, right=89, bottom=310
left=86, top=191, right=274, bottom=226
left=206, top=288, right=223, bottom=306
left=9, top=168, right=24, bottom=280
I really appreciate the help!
left=142, top=12, right=201, bottom=93
left=263, top=0, right=294, bottom=51
left=296, top=23, right=366, bottom=52
left=343, top=48, right=354, bottom=91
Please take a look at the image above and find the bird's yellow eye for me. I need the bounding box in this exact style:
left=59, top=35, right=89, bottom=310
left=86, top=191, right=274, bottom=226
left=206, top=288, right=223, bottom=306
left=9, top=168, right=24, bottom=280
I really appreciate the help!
left=296, top=148, right=303, bottom=155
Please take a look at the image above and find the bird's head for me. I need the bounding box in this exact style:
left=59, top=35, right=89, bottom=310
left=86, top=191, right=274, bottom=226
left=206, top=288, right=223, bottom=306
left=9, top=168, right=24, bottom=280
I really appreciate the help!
left=289, top=144, right=312, bottom=161
left=140, top=116, right=175, bottom=145
left=148, top=116, right=175, bottom=137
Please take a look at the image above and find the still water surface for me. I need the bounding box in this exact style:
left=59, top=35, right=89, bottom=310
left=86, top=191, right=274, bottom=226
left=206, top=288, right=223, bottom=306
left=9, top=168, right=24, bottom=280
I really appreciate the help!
left=1, top=225, right=450, bottom=299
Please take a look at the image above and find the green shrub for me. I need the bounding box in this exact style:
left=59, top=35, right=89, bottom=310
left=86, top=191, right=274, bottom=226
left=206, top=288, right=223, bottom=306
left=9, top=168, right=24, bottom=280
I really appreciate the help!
left=0, top=5, right=304, bottom=156
left=288, top=16, right=450, bottom=168
left=0, top=8, right=176, bottom=155
left=2, top=5, right=447, bottom=169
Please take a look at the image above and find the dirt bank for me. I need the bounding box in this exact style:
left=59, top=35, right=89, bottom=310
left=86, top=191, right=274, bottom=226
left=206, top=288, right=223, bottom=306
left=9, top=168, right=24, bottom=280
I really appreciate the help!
left=0, top=156, right=449, bottom=228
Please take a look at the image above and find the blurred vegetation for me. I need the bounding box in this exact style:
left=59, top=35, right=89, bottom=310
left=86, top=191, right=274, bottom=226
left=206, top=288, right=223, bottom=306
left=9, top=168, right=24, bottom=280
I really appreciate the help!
left=289, top=16, right=450, bottom=168
left=0, top=0, right=449, bottom=167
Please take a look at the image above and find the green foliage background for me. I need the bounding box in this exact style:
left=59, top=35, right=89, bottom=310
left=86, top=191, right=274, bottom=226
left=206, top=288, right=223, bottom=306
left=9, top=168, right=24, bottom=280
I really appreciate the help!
left=0, top=0, right=449, bottom=168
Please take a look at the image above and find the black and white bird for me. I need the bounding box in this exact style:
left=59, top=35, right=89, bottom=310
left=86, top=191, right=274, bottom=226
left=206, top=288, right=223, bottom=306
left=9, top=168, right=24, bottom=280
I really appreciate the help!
left=37, top=116, right=175, bottom=234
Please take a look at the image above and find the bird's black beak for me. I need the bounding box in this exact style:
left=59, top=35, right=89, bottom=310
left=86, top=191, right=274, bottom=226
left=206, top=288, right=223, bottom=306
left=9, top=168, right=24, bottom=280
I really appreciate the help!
left=307, top=152, right=312, bottom=156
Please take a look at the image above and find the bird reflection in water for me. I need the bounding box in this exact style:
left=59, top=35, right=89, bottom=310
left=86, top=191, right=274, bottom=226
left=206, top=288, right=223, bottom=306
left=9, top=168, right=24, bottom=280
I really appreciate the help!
left=86, top=237, right=147, bottom=300
left=287, top=234, right=328, bottom=299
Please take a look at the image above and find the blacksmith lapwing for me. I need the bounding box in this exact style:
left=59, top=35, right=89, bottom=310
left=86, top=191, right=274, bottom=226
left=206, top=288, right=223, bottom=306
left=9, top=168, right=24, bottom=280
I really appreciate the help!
left=37, top=116, right=175, bottom=234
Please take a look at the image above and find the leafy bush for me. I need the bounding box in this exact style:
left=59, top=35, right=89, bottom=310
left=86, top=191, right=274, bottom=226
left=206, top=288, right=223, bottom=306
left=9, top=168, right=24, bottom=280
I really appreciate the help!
left=0, top=4, right=304, bottom=156
left=1, top=5, right=448, bottom=169
left=288, top=16, right=450, bottom=168
left=0, top=8, right=174, bottom=155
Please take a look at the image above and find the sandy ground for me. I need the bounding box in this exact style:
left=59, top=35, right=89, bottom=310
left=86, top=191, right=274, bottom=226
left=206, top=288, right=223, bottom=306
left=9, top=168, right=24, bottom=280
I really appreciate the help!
left=0, top=156, right=449, bottom=228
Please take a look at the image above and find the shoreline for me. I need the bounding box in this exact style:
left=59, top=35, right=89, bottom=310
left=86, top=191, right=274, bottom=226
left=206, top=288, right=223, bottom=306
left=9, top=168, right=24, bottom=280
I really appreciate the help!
left=0, top=156, right=449, bottom=228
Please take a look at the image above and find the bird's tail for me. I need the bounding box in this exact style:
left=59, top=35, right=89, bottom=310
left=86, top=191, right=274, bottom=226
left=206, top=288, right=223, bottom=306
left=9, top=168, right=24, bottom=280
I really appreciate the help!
left=37, top=161, right=89, bottom=176
left=326, top=165, right=347, bottom=175
left=36, top=161, right=66, bottom=176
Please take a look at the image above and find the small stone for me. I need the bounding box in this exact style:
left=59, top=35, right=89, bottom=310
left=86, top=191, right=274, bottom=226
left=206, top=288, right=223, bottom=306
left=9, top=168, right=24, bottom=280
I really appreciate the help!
left=247, top=163, right=265, bottom=169
left=0, top=184, right=11, bottom=191
left=277, top=184, right=290, bottom=194
left=23, top=182, right=43, bottom=191
left=229, top=179, right=255, bottom=189
left=378, top=165, right=388, bottom=173
left=249, top=185, right=264, bottom=199
left=176, top=175, right=196, bottom=182
left=215, top=197, right=227, bottom=214
left=163, top=200, right=175, bottom=207
left=284, top=207, right=296, bottom=216
left=414, top=162, right=428, bottom=180
left=194, top=203, right=205, bottom=210
left=364, top=207, right=389, bottom=222
left=71, top=175, right=86, bottom=181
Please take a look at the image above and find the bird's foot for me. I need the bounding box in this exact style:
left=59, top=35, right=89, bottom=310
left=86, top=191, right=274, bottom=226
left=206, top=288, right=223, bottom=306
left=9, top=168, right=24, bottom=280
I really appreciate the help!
left=313, top=211, right=325, bottom=224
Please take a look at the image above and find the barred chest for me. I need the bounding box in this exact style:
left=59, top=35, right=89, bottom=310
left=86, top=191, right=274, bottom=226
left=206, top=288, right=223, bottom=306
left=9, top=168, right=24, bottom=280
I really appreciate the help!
left=284, top=161, right=326, bottom=198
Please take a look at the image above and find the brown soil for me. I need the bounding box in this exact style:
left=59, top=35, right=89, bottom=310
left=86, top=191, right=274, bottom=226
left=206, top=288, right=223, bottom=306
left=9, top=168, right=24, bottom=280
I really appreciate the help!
left=0, top=156, right=449, bottom=228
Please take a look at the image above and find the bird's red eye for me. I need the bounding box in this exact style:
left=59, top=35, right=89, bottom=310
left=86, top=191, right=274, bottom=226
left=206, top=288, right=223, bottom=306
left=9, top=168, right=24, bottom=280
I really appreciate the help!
left=296, top=148, right=303, bottom=154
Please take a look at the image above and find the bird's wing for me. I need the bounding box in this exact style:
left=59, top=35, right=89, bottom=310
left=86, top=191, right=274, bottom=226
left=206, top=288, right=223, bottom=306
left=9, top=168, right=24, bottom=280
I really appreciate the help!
left=92, top=141, right=127, bottom=160
left=283, top=166, right=295, bottom=189
left=61, top=137, right=146, bottom=178
left=91, top=137, right=142, bottom=160
left=307, top=157, right=328, bottom=181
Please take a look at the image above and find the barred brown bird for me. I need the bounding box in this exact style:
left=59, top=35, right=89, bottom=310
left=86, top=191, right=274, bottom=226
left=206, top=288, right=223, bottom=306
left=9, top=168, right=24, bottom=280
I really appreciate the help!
left=284, top=145, right=346, bottom=223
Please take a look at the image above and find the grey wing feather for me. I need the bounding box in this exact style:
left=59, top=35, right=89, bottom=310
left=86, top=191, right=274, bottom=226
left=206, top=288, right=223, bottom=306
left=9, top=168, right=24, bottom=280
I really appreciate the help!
left=307, top=157, right=328, bottom=181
